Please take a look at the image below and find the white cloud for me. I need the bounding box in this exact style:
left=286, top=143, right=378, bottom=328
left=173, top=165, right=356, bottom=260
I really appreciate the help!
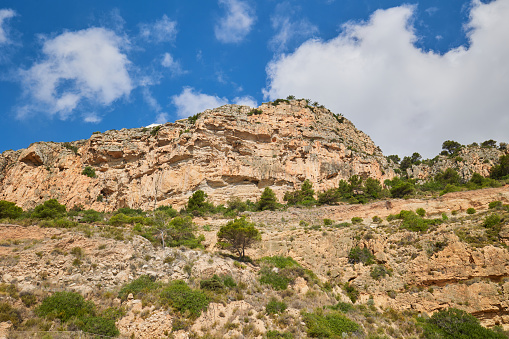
left=264, top=0, right=509, bottom=158
left=269, top=3, right=318, bottom=53
left=139, top=15, right=177, bottom=43
left=172, top=87, right=228, bottom=118
left=142, top=87, right=162, bottom=112
left=0, top=8, right=16, bottom=44
left=215, top=0, right=255, bottom=43
left=161, top=52, right=184, bottom=75
left=83, top=112, right=102, bottom=123
left=155, top=112, right=169, bottom=124
left=233, top=95, right=257, bottom=107
left=18, top=27, right=132, bottom=119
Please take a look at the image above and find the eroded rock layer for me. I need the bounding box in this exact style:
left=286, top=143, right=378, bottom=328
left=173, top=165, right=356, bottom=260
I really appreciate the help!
left=0, top=100, right=394, bottom=210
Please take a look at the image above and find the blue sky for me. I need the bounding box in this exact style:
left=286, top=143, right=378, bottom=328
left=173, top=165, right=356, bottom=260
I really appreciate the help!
left=0, top=0, right=507, bottom=158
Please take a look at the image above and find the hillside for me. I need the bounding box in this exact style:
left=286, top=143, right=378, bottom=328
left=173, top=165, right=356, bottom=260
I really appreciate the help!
left=1, top=100, right=509, bottom=338
left=1, top=187, right=509, bottom=338
left=0, top=100, right=393, bottom=212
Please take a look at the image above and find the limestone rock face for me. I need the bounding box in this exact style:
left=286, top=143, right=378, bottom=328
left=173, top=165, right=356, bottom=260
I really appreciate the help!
left=407, top=146, right=507, bottom=181
left=0, top=100, right=394, bottom=210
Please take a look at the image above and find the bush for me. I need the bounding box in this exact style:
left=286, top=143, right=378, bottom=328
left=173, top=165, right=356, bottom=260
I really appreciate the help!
left=302, top=309, right=360, bottom=337
left=343, top=283, right=360, bottom=303
left=328, top=301, right=354, bottom=313
left=259, top=267, right=292, bottom=290
left=466, top=208, right=476, bottom=214
left=0, top=302, right=22, bottom=328
left=108, top=213, right=131, bottom=226
left=260, top=256, right=301, bottom=269
left=32, top=199, right=67, bottom=219
left=81, top=166, right=96, bottom=178
left=160, top=280, right=209, bottom=319
left=266, top=298, right=287, bottom=315
left=370, top=265, right=392, bottom=280
left=284, top=179, right=316, bottom=206
left=398, top=210, right=432, bottom=232
left=118, top=275, right=160, bottom=301
left=20, top=292, right=37, bottom=307
left=80, top=316, right=119, bottom=337
left=155, top=205, right=178, bottom=218
left=489, top=201, right=503, bottom=209
left=390, top=182, right=415, bottom=198
left=348, top=247, right=375, bottom=265
left=81, top=209, right=103, bottom=223
left=351, top=217, right=363, bottom=224
left=36, top=291, right=95, bottom=322
left=423, top=308, right=505, bottom=338
left=266, top=330, right=294, bottom=338
left=490, top=155, right=509, bottom=179
left=416, top=208, right=426, bottom=217
left=200, top=275, right=225, bottom=292
left=483, top=214, right=501, bottom=228
left=0, top=200, right=23, bottom=219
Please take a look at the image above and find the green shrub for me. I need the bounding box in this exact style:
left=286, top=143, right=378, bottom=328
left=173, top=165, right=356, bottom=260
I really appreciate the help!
left=440, top=184, right=462, bottom=195
left=155, top=205, right=178, bottom=218
left=423, top=308, right=505, bottom=339
left=343, top=283, right=360, bottom=303
left=370, top=265, right=392, bottom=280
left=266, top=298, right=287, bottom=315
left=466, top=208, right=476, bottom=214
left=81, top=209, right=103, bottom=223
left=36, top=291, right=95, bottom=322
left=483, top=214, right=501, bottom=228
left=323, top=218, right=334, bottom=226
left=247, top=108, right=263, bottom=116
left=351, top=217, right=363, bottom=224
left=266, top=330, right=294, bottom=338
left=390, top=181, right=415, bottom=198
left=160, top=280, right=209, bottom=319
left=0, top=200, right=23, bottom=219
left=186, top=190, right=214, bottom=215
left=490, top=155, right=509, bottom=179
left=80, top=316, right=119, bottom=337
left=416, top=208, right=426, bottom=217
left=348, top=247, right=375, bottom=265
left=283, top=179, right=316, bottom=206
left=396, top=210, right=440, bottom=232
left=32, top=199, right=67, bottom=219
left=489, top=201, right=503, bottom=209
left=303, top=309, right=360, bottom=337
left=260, top=256, right=301, bottom=269
left=108, top=213, right=131, bottom=226
left=372, top=216, right=382, bottom=223
left=115, top=207, right=143, bottom=216
left=118, top=275, right=160, bottom=301
left=0, top=283, right=18, bottom=299
left=0, top=302, right=22, bottom=328
left=328, top=301, right=353, bottom=313
left=20, top=292, right=37, bottom=307
left=200, top=275, right=225, bottom=292
left=259, top=267, right=292, bottom=290
left=187, top=112, right=201, bottom=124
left=150, top=125, right=162, bottom=136
left=81, top=166, right=96, bottom=178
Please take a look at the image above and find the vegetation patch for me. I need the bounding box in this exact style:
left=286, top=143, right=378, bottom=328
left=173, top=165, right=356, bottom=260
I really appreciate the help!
left=302, top=309, right=360, bottom=337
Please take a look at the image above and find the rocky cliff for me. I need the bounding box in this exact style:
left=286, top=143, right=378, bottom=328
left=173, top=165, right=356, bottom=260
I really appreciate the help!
left=0, top=100, right=394, bottom=211
left=407, top=145, right=507, bottom=181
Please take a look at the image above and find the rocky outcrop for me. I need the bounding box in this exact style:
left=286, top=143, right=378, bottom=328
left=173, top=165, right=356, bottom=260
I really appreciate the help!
left=0, top=100, right=395, bottom=211
left=407, top=145, right=507, bottom=181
